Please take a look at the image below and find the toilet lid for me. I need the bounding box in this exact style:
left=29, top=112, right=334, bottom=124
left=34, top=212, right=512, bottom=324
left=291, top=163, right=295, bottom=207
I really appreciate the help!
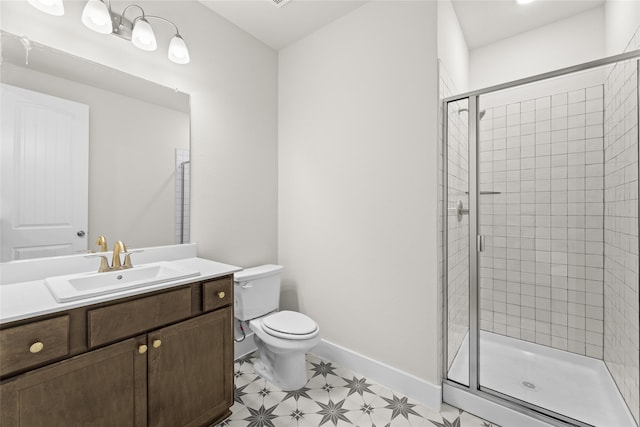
left=262, top=311, right=318, bottom=339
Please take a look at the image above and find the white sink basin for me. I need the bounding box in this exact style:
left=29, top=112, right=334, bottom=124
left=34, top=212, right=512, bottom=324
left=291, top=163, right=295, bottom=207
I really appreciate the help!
left=45, top=262, right=200, bottom=303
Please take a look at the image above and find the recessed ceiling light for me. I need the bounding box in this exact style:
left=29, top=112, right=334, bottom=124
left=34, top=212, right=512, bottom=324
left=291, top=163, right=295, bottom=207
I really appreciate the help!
left=517, top=0, right=535, bottom=4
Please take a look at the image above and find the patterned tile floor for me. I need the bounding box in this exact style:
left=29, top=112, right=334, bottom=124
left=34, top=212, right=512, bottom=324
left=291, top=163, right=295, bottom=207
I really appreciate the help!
left=214, top=353, right=498, bottom=427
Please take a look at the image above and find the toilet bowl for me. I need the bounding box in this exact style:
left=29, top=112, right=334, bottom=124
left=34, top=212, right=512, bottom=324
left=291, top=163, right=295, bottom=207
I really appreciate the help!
left=249, top=311, right=321, bottom=390
left=234, top=265, right=320, bottom=391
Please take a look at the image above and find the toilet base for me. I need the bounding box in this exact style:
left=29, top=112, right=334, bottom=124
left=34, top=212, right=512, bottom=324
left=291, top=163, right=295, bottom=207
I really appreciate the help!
left=253, top=335, right=313, bottom=391
left=253, top=359, right=275, bottom=386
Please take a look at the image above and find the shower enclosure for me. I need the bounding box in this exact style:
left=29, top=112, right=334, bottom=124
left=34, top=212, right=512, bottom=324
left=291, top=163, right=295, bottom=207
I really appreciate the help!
left=442, top=49, right=640, bottom=427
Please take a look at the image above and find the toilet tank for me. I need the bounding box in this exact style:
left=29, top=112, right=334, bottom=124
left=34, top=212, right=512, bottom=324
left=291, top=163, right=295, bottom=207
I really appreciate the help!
left=234, top=264, right=283, bottom=321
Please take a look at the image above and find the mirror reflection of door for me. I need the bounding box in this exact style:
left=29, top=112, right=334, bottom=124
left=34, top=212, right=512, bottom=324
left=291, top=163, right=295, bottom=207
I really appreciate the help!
left=1, top=84, right=89, bottom=261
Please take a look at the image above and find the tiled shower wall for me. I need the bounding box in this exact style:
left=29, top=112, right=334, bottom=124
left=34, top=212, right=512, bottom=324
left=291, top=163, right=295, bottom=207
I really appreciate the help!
left=603, top=34, right=639, bottom=423
left=478, top=86, right=606, bottom=358
left=175, top=148, right=190, bottom=244
left=440, top=64, right=470, bottom=371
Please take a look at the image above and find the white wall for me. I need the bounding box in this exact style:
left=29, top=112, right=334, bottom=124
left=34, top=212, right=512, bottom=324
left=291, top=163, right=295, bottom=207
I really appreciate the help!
left=605, top=0, right=640, bottom=55
left=469, top=6, right=605, bottom=90
left=279, top=1, right=440, bottom=384
left=437, top=0, right=469, bottom=93
left=0, top=0, right=278, bottom=267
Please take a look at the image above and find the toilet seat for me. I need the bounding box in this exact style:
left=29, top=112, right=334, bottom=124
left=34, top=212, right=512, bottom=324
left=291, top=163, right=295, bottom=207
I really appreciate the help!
left=262, top=310, right=319, bottom=340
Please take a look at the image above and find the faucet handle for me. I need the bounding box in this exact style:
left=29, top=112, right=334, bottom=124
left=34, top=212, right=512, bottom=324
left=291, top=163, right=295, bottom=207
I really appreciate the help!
left=85, top=254, right=110, bottom=272
left=122, top=249, right=144, bottom=269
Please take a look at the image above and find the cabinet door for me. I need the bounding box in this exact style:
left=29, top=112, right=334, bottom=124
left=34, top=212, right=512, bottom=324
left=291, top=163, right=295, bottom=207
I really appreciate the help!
left=0, top=337, right=147, bottom=427
left=148, top=307, right=233, bottom=427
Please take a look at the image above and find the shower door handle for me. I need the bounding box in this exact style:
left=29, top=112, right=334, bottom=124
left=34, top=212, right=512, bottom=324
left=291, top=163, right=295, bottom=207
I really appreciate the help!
left=448, top=200, right=469, bottom=222
left=477, top=235, right=485, bottom=253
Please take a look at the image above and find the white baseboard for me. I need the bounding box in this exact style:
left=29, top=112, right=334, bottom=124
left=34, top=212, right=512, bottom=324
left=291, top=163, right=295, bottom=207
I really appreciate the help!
left=313, top=339, right=442, bottom=412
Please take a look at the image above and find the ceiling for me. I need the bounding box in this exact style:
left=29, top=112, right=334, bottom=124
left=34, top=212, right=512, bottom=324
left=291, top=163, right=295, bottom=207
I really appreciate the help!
left=199, top=0, right=367, bottom=50
left=199, top=0, right=605, bottom=51
left=452, top=0, right=605, bottom=49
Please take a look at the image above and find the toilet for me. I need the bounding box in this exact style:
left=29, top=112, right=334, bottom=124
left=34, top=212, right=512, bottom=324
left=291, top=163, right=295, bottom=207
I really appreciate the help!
left=234, top=264, right=320, bottom=391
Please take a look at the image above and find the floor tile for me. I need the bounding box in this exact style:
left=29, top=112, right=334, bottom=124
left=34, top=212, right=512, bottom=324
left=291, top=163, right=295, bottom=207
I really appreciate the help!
left=213, top=353, right=498, bottom=427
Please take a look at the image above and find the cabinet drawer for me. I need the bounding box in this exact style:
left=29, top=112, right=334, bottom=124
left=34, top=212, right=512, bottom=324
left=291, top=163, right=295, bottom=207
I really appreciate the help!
left=0, top=315, right=70, bottom=377
left=88, top=288, right=192, bottom=348
left=203, top=277, right=233, bottom=312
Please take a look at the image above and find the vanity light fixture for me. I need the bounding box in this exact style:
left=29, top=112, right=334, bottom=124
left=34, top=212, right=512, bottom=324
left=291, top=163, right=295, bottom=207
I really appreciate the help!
left=79, top=0, right=190, bottom=64
left=28, top=0, right=189, bottom=63
left=516, top=0, right=535, bottom=4
left=27, top=0, right=64, bottom=16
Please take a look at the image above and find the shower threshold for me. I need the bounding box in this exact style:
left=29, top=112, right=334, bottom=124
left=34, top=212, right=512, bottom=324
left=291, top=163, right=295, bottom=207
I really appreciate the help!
left=447, top=331, right=636, bottom=427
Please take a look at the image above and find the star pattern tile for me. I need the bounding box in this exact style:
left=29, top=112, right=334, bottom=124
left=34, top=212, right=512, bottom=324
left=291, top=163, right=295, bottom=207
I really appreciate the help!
left=344, top=376, right=374, bottom=397
left=381, top=395, right=421, bottom=421
left=213, top=353, right=499, bottom=427
left=310, top=360, right=339, bottom=378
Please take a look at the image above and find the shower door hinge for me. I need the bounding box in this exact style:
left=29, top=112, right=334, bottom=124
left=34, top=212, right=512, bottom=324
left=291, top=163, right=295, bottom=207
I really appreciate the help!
left=477, top=235, right=485, bottom=252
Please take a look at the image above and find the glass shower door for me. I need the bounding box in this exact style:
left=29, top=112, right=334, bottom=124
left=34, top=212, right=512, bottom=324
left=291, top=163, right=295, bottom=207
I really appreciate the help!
left=474, top=85, right=595, bottom=425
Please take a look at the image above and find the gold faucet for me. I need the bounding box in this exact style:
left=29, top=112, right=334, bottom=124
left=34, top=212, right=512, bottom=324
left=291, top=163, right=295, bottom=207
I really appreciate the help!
left=111, top=241, right=126, bottom=270
left=86, top=238, right=136, bottom=272
left=91, top=236, right=110, bottom=272
left=96, top=235, right=108, bottom=252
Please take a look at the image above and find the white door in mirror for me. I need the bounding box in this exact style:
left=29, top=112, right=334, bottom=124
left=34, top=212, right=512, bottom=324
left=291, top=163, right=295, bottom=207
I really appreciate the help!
left=1, top=84, right=89, bottom=262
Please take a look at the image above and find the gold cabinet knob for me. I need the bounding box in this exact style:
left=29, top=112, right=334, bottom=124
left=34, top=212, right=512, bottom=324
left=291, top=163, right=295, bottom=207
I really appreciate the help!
left=152, top=339, right=162, bottom=348
left=138, top=345, right=148, bottom=354
left=29, top=342, right=44, bottom=354
left=217, top=291, right=225, bottom=299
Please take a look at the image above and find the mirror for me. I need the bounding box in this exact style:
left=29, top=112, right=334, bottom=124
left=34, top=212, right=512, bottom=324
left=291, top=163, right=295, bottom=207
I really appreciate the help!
left=0, top=31, right=190, bottom=261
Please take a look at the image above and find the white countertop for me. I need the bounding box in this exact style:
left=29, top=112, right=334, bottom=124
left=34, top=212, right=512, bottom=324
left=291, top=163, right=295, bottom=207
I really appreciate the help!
left=0, top=257, right=242, bottom=324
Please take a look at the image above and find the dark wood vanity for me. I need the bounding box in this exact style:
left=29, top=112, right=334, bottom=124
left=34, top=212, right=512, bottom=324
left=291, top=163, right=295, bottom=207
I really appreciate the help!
left=0, top=275, right=234, bottom=427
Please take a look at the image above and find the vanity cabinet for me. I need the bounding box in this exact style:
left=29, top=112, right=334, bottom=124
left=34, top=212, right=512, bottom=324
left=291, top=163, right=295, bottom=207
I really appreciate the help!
left=0, top=337, right=147, bottom=426
left=148, top=308, right=232, bottom=427
left=0, top=275, right=233, bottom=427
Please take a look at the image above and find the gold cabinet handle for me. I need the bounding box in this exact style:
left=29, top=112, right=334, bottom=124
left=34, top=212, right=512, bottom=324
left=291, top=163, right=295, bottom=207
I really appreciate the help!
left=29, top=342, right=44, bottom=354
left=152, top=339, right=162, bottom=348
left=138, top=345, right=148, bottom=354
left=217, top=291, right=226, bottom=299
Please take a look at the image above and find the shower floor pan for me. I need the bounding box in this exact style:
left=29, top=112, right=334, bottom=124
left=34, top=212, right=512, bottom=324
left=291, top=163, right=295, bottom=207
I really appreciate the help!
left=448, top=331, right=636, bottom=427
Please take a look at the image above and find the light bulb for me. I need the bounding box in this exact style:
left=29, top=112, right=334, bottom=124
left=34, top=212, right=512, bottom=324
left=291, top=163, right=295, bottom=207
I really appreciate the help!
left=81, top=0, right=112, bottom=34
left=132, top=18, right=157, bottom=51
left=27, top=0, right=64, bottom=16
left=168, top=34, right=190, bottom=64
